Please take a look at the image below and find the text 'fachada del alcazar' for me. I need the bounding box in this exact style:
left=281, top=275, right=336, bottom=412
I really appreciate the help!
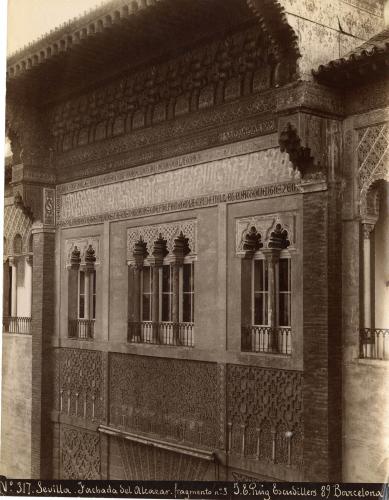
left=2, top=0, right=389, bottom=483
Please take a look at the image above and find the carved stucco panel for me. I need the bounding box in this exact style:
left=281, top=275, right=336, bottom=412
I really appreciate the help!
left=127, top=219, right=197, bottom=259
left=64, top=237, right=101, bottom=267
left=236, top=213, right=296, bottom=255
left=58, top=148, right=295, bottom=222
left=227, top=365, right=303, bottom=467
left=109, top=354, right=221, bottom=450
left=358, top=123, right=389, bottom=193
left=60, top=425, right=100, bottom=479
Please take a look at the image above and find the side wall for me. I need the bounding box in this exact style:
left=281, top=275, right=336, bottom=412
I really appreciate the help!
left=0, top=334, right=32, bottom=477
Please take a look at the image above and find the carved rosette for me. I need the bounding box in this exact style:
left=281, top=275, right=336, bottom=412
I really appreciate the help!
left=127, top=219, right=197, bottom=264
left=236, top=214, right=295, bottom=257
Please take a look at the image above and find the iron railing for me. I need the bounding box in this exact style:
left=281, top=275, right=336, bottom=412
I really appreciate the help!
left=360, top=328, right=389, bottom=360
left=68, top=319, right=95, bottom=340
left=2, top=316, right=32, bottom=334
left=241, top=325, right=292, bottom=355
left=128, top=321, right=194, bottom=347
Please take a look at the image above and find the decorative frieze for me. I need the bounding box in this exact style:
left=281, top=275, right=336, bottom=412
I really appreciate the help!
left=236, top=213, right=296, bottom=256
left=65, top=238, right=100, bottom=268
left=57, top=135, right=279, bottom=196
left=127, top=220, right=197, bottom=263
left=57, top=147, right=295, bottom=224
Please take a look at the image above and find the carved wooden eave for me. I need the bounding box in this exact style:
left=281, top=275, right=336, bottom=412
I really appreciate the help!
left=6, top=0, right=258, bottom=104
left=247, top=0, right=300, bottom=84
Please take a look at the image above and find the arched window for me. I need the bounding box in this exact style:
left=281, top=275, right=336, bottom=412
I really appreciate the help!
left=128, top=229, right=195, bottom=347
left=241, top=222, right=292, bottom=355
left=360, top=181, right=389, bottom=360
left=68, top=244, right=97, bottom=340
left=13, top=234, right=22, bottom=255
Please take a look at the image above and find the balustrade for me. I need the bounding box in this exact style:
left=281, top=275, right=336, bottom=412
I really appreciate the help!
left=241, top=325, right=291, bottom=355
left=128, top=321, right=194, bottom=347
left=2, top=316, right=32, bottom=334
left=68, top=319, right=95, bottom=339
left=360, top=328, right=389, bottom=360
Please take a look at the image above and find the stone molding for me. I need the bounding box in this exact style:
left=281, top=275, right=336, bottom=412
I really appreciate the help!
left=127, top=220, right=197, bottom=264
left=236, top=213, right=296, bottom=256
left=65, top=238, right=101, bottom=268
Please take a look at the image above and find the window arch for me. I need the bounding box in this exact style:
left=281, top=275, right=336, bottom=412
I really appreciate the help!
left=238, top=216, right=294, bottom=356
left=127, top=221, right=197, bottom=347
left=13, top=234, right=22, bottom=255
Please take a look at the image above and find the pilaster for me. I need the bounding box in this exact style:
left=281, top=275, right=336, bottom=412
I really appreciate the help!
left=30, top=222, right=56, bottom=478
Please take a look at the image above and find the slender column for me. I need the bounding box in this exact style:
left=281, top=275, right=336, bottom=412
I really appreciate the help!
left=150, top=237, right=166, bottom=341
left=9, top=257, right=17, bottom=317
left=132, top=265, right=142, bottom=324
left=362, top=223, right=374, bottom=329
left=172, top=263, right=180, bottom=324
left=172, top=235, right=186, bottom=343
left=84, top=272, right=90, bottom=320
left=263, top=250, right=280, bottom=351
left=3, top=258, right=10, bottom=319
left=25, top=255, right=33, bottom=318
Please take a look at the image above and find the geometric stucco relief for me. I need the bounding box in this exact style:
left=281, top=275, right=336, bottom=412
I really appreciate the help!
left=358, top=123, right=389, bottom=193
left=3, top=204, right=33, bottom=256
left=227, top=365, right=303, bottom=467
left=235, top=213, right=296, bottom=255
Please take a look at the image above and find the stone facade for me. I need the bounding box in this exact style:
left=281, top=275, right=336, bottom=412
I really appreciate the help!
left=2, top=0, right=389, bottom=483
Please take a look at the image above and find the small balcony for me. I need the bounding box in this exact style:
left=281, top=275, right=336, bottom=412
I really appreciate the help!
left=241, top=325, right=292, bottom=355
left=68, top=319, right=95, bottom=340
left=2, top=316, right=32, bottom=334
left=128, top=321, right=194, bottom=347
left=360, top=328, right=389, bottom=360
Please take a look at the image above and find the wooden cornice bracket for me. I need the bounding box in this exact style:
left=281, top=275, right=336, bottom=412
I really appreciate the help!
left=278, top=112, right=342, bottom=183
left=279, top=122, right=317, bottom=179
left=14, top=191, right=34, bottom=221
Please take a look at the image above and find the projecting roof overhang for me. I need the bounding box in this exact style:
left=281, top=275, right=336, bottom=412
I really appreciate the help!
left=313, top=27, right=389, bottom=88
left=6, top=0, right=255, bottom=103
left=6, top=0, right=301, bottom=104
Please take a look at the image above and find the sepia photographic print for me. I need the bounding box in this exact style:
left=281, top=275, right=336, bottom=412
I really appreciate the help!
left=1, top=0, right=389, bottom=494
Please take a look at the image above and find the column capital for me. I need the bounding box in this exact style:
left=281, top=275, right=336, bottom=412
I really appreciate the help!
left=31, top=222, right=56, bottom=235
left=362, top=222, right=375, bottom=240
left=261, top=248, right=281, bottom=264
left=25, top=254, right=33, bottom=266
left=8, top=256, right=17, bottom=267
